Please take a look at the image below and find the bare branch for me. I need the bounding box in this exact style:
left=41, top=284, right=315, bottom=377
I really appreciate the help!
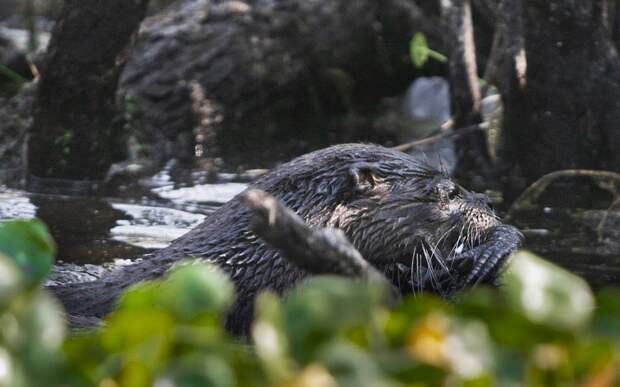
left=242, top=189, right=399, bottom=302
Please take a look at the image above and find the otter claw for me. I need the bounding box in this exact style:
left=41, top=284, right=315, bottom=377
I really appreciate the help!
left=453, top=225, right=523, bottom=288
left=465, top=244, right=503, bottom=286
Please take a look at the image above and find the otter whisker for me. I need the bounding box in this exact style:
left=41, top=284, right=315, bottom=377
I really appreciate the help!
left=433, top=223, right=459, bottom=267
left=450, top=222, right=468, bottom=253
left=412, top=244, right=421, bottom=294
left=428, top=241, right=449, bottom=273
left=394, top=254, right=402, bottom=293
left=447, top=226, right=466, bottom=266
left=415, top=253, right=422, bottom=294
left=435, top=223, right=458, bottom=251
left=410, top=253, right=416, bottom=296
left=421, top=244, right=441, bottom=291
left=467, top=223, right=475, bottom=249
left=417, top=252, right=426, bottom=293
left=410, top=246, right=417, bottom=295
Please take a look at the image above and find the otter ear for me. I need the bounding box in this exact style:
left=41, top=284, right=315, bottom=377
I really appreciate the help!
left=349, top=162, right=382, bottom=194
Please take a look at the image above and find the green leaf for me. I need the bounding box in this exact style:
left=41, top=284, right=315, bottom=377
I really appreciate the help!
left=444, top=318, right=495, bottom=380
left=157, top=262, right=235, bottom=320
left=502, top=251, right=594, bottom=331
left=0, top=220, right=56, bottom=286
left=410, top=33, right=430, bottom=68
left=281, top=276, right=386, bottom=362
left=316, top=341, right=387, bottom=387
left=409, top=33, right=447, bottom=69
left=119, top=262, right=234, bottom=321
left=0, top=254, right=23, bottom=305
left=252, top=292, right=294, bottom=384
left=162, top=354, right=237, bottom=387
left=590, top=289, right=620, bottom=338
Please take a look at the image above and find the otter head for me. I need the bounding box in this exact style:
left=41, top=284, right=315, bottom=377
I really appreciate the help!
left=256, top=144, right=512, bottom=296
left=328, top=158, right=501, bottom=295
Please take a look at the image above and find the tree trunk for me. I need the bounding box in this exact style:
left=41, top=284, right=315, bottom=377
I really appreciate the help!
left=27, top=0, right=149, bottom=190
left=613, top=1, right=620, bottom=50
left=120, top=0, right=439, bottom=166
left=501, top=0, right=620, bottom=189
left=441, top=0, right=490, bottom=176
left=484, top=0, right=526, bottom=94
left=484, top=0, right=526, bottom=190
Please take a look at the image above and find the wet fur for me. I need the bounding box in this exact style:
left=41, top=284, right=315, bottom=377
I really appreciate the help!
left=52, top=144, right=521, bottom=334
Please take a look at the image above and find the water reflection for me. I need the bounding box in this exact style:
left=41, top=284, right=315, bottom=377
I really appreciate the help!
left=154, top=182, right=246, bottom=204
left=2, top=164, right=619, bottom=290
left=29, top=194, right=144, bottom=265
left=0, top=188, right=37, bottom=219
left=110, top=203, right=205, bottom=249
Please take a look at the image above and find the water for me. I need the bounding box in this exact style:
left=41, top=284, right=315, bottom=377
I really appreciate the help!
left=0, top=163, right=249, bottom=284
left=513, top=207, right=620, bottom=289
left=0, top=186, right=235, bottom=265
left=0, top=165, right=618, bottom=290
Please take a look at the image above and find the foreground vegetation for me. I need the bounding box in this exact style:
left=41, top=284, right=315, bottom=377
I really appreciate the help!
left=0, top=219, right=618, bottom=386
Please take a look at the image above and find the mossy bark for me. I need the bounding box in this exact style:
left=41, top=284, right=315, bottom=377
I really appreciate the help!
left=441, top=0, right=490, bottom=176
left=501, top=0, right=620, bottom=187
left=27, top=0, right=148, bottom=185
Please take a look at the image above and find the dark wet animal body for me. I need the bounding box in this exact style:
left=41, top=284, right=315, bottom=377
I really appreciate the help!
left=52, top=144, right=522, bottom=334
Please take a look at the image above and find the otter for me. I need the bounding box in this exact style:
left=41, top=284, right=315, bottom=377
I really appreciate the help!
left=52, top=144, right=522, bottom=334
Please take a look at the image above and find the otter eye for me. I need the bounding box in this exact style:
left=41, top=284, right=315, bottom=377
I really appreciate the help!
left=447, top=185, right=459, bottom=200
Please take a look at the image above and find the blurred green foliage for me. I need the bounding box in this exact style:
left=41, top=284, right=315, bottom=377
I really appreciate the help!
left=0, top=219, right=55, bottom=286
left=0, top=219, right=619, bottom=386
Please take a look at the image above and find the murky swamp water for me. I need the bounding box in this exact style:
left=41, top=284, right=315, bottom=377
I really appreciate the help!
left=0, top=164, right=618, bottom=290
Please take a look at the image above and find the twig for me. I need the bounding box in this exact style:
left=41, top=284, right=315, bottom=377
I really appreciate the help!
left=392, top=121, right=488, bottom=153
left=510, top=170, right=620, bottom=212
left=242, top=189, right=399, bottom=302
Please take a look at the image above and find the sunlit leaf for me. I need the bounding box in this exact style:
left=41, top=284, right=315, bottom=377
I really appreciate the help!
left=503, top=251, right=594, bottom=330
left=0, top=348, right=14, bottom=387
left=0, top=254, right=23, bottom=305
left=409, top=32, right=447, bottom=69
left=444, top=319, right=495, bottom=380
left=253, top=292, right=294, bottom=384
left=410, top=32, right=429, bottom=68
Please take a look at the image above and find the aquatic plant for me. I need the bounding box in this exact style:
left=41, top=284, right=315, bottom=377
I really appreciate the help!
left=0, top=219, right=618, bottom=386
